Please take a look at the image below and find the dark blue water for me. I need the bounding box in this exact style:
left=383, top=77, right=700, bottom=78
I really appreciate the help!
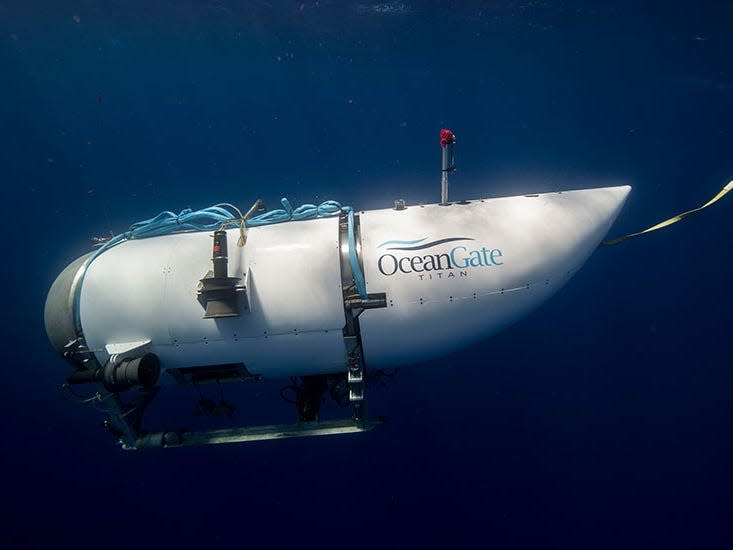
left=3, top=2, right=732, bottom=547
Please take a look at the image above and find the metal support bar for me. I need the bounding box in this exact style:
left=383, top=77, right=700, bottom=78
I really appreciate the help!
left=337, top=211, right=387, bottom=421
left=98, top=390, right=143, bottom=448
left=441, top=147, right=450, bottom=205
left=129, top=417, right=384, bottom=449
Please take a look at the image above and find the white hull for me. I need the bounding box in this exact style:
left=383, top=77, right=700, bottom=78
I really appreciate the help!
left=47, top=185, right=631, bottom=381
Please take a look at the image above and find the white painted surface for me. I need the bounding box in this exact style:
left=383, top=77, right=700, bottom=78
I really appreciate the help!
left=76, top=185, right=630, bottom=379
left=80, top=217, right=347, bottom=378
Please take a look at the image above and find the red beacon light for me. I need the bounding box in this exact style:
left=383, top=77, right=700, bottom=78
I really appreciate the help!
left=440, top=128, right=456, bottom=147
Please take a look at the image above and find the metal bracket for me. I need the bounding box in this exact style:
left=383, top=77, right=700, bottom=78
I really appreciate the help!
left=63, top=337, right=101, bottom=371
left=105, top=339, right=151, bottom=356
left=337, top=211, right=389, bottom=421
left=348, top=350, right=364, bottom=404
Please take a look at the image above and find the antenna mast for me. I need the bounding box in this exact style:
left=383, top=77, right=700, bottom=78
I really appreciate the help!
left=440, top=128, right=456, bottom=205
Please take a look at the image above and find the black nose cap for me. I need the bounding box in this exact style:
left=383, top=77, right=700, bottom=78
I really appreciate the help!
left=134, top=353, right=161, bottom=388
left=103, top=353, right=161, bottom=392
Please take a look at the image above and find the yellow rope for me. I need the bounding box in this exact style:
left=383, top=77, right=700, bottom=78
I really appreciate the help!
left=602, top=180, right=732, bottom=246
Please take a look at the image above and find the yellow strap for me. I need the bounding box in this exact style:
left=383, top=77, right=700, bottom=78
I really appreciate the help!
left=601, top=180, right=733, bottom=247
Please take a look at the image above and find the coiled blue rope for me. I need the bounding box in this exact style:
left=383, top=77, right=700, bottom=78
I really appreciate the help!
left=85, top=205, right=242, bottom=279
left=246, top=198, right=343, bottom=226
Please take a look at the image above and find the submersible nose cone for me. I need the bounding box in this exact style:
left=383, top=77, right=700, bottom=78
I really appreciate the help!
left=44, top=253, right=92, bottom=355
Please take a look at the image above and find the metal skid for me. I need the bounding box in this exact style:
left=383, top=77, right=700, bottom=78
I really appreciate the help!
left=88, top=372, right=384, bottom=451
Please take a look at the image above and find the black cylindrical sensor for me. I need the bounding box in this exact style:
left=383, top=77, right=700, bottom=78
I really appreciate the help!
left=102, top=353, right=161, bottom=392
left=212, top=230, right=228, bottom=278
left=67, top=353, right=161, bottom=393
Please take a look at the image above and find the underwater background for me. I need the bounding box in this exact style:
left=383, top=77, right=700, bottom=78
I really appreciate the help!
left=2, top=1, right=732, bottom=547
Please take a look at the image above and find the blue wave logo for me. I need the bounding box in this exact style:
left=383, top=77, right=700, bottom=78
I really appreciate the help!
left=377, top=237, right=474, bottom=251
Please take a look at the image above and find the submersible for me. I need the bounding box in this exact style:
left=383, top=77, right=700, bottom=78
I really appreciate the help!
left=46, top=130, right=726, bottom=449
